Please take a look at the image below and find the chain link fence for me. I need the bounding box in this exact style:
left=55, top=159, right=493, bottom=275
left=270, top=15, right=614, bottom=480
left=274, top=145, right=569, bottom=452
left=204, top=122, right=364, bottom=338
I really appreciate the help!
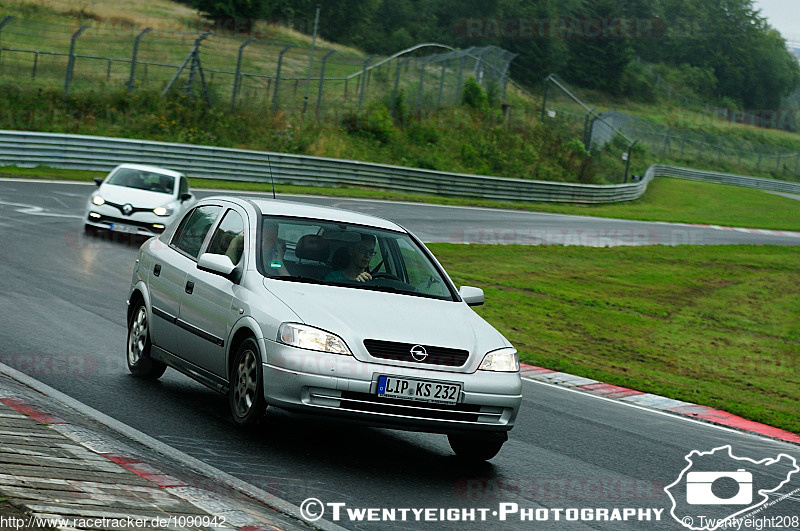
left=540, top=74, right=640, bottom=183
left=594, top=111, right=800, bottom=179
left=0, top=16, right=515, bottom=118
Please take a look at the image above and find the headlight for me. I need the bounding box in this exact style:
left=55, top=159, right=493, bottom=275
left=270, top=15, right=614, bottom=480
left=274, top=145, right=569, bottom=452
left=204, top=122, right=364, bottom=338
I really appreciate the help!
left=478, top=347, right=519, bottom=372
left=92, top=195, right=105, bottom=206
left=153, top=206, right=174, bottom=217
left=277, top=323, right=351, bottom=355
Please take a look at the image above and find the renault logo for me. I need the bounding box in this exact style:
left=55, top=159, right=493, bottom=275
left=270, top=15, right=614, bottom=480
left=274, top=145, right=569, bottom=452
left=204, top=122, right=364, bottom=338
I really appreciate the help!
left=410, top=344, right=428, bottom=362
left=122, top=204, right=133, bottom=216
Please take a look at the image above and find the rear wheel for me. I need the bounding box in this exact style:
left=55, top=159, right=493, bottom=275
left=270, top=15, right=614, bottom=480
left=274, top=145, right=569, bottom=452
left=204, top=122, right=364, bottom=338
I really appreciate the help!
left=448, top=432, right=507, bottom=461
left=229, top=338, right=266, bottom=426
left=127, top=303, right=167, bottom=379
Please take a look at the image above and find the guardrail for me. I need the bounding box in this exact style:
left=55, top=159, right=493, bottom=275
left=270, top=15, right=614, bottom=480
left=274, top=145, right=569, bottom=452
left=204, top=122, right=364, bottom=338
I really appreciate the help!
left=1, top=130, right=799, bottom=202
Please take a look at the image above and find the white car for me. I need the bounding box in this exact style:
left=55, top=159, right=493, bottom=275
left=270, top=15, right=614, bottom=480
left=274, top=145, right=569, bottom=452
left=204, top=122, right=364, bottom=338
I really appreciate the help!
left=127, top=196, right=523, bottom=460
left=85, top=164, right=196, bottom=236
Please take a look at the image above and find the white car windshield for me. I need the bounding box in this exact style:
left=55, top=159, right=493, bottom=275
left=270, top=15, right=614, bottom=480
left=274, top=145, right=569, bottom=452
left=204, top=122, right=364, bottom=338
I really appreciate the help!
left=107, top=168, right=175, bottom=194
left=260, top=215, right=455, bottom=301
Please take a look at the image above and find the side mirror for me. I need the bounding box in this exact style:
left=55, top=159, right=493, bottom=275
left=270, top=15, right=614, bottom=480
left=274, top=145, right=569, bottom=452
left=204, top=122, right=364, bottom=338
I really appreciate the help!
left=180, top=193, right=192, bottom=202
left=459, top=286, right=484, bottom=306
left=197, top=253, right=235, bottom=277
left=93, top=178, right=103, bottom=186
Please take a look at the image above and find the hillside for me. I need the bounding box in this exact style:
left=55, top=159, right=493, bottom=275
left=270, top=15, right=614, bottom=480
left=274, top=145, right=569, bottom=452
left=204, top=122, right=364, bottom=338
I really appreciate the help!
left=0, top=0, right=798, bottom=187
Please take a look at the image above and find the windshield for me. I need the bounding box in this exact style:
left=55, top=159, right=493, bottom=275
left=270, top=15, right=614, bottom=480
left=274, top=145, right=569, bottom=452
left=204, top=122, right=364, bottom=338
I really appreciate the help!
left=259, top=215, right=456, bottom=301
left=106, top=167, right=175, bottom=195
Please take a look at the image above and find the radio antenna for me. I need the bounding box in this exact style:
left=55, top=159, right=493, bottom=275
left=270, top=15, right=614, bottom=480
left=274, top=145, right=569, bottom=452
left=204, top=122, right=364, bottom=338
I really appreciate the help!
left=266, top=154, right=276, bottom=199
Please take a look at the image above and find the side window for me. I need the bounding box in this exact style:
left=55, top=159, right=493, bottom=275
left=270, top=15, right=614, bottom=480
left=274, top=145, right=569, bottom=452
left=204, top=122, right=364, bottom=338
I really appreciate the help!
left=179, top=176, right=189, bottom=196
left=171, top=205, right=222, bottom=259
left=207, top=209, right=246, bottom=264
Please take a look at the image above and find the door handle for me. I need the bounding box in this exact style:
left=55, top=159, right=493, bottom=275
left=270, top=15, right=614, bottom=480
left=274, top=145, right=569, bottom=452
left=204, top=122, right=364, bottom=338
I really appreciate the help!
left=185, top=280, right=194, bottom=294
left=153, top=263, right=161, bottom=277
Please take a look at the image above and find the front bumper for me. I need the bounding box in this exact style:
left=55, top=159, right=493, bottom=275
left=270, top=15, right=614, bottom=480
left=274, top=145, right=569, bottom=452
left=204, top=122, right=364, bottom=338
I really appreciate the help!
left=261, top=339, right=522, bottom=434
left=85, top=210, right=170, bottom=236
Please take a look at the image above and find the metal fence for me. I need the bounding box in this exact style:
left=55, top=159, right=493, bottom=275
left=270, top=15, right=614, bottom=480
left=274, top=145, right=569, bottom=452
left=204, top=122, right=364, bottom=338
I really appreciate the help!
left=3, top=130, right=800, bottom=203
left=594, top=111, right=800, bottom=179
left=540, top=74, right=640, bottom=183
left=0, top=16, right=515, bottom=116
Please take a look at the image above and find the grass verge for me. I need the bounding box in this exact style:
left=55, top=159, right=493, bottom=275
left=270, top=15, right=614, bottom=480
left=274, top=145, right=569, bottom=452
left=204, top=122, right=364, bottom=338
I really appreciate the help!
left=430, top=243, right=800, bottom=435
left=3, top=166, right=800, bottom=231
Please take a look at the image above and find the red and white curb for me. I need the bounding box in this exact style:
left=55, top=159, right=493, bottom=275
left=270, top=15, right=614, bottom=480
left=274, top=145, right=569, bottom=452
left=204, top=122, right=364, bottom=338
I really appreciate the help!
left=689, top=224, right=800, bottom=238
left=520, top=364, right=800, bottom=445
left=0, top=394, right=287, bottom=530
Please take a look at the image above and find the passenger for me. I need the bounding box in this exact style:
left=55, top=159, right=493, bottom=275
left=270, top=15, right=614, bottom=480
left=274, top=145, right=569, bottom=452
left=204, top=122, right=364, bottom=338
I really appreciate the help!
left=324, top=233, right=376, bottom=283
left=225, top=221, right=289, bottom=276
left=261, top=221, right=290, bottom=276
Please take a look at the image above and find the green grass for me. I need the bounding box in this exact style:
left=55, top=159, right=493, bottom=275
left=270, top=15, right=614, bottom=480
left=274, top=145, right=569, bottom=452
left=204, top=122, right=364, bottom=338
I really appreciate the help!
left=430, top=243, right=800, bottom=434
left=5, top=166, right=800, bottom=231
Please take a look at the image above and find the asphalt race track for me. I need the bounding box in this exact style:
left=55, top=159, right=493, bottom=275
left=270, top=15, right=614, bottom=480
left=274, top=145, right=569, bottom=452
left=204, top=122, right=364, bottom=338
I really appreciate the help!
left=1, top=179, right=799, bottom=530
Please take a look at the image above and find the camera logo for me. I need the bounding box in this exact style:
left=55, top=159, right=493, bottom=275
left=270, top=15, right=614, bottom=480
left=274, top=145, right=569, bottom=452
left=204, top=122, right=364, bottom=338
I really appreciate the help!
left=664, top=445, right=799, bottom=531
left=686, top=469, right=752, bottom=505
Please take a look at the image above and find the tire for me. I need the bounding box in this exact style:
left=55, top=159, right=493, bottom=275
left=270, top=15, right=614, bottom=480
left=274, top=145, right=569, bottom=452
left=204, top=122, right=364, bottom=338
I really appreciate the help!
left=126, top=302, right=167, bottom=379
left=228, top=338, right=267, bottom=426
left=448, top=432, right=507, bottom=461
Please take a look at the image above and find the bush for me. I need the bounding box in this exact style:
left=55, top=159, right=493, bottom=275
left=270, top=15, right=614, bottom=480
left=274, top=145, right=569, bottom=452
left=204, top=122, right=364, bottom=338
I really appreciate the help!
left=341, top=102, right=395, bottom=144
left=462, top=77, right=488, bottom=109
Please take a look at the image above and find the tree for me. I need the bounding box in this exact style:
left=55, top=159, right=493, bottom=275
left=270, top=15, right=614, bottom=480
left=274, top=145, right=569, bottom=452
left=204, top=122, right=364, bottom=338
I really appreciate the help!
left=565, top=0, right=634, bottom=95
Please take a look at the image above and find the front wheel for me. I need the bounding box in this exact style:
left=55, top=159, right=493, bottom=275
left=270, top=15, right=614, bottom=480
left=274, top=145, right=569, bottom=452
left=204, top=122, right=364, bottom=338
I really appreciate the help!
left=229, top=338, right=267, bottom=426
left=127, top=303, right=167, bottom=379
left=448, top=432, right=508, bottom=461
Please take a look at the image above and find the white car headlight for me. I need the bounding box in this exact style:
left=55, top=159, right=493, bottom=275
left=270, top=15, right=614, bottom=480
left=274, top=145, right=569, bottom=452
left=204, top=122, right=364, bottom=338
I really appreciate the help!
left=478, top=347, right=519, bottom=372
left=92, top=195, right=105, bottom=206
left=153, top=206, right=174, bottom=217
left=277, top=323, right=352, bottom=355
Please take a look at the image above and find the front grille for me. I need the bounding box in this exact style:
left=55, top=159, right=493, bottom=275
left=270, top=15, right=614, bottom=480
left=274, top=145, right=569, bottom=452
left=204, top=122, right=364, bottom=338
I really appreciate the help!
left=363, top=339, right=469, bottom=367
left=338, top=391, right=486, bottom=422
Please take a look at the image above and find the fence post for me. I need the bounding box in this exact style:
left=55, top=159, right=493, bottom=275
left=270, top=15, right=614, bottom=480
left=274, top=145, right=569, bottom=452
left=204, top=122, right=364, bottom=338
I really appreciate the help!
left=624, top=141, right=637, bottom=183
left=436, top=60, right=447, bottom=108
left=0, top=16, right=14, bottom=64
left=270, top=44, right=294, bottom=112
left=582, top=112, right=592, bottom=150
left=358, top=54, right=377, bottom=109
left=391, top=56, right=411, bottom=119
left=65, top=24, right=88, bottom=96
left=316, top=49, right=336, bottom=119
left=540, top=75, right=552, bottom=122
left=162, top=31, right=212, bottom=97
left=127, top=28, right=151, bottom=93
left=416, top=58, right=428, bottom=111
left=231, top=37, right=255, bottom=112
left=454, top=48, right=472, bottom=105
left=31, top=51, right=38, bottom=79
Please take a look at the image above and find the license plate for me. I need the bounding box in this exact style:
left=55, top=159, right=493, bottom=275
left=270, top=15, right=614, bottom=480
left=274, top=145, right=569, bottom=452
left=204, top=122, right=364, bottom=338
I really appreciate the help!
left=109, top=223, right=138, bottom=234
left=377, top=375, right=461, bottom=405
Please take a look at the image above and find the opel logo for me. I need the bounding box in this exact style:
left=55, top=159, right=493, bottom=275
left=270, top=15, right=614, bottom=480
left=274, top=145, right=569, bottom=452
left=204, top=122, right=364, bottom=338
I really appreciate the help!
left=410, top=344, right=428, bottom=362
left=122, top=204, right=133, bottom=216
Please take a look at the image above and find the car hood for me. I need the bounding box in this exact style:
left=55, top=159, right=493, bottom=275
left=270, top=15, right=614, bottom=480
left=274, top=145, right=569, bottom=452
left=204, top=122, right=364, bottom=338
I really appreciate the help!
left=263, top=280, right=510, bottom=368
left=98, top=184, right=173, bottom=208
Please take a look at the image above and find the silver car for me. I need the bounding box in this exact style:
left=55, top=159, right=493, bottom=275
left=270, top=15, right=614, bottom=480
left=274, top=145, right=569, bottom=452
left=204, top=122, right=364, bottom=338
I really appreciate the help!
left=127, top=196, right=521, bottom=460
left=85, top=164, right=196, bottom=236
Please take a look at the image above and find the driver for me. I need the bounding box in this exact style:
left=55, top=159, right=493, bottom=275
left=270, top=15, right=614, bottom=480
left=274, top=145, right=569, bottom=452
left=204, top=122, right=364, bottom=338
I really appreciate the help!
left=325, top=233, right=376, bottom=283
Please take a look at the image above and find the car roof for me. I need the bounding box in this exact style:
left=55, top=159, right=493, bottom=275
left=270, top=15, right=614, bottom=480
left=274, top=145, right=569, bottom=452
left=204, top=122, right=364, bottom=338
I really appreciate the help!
left=211, top=196, right=405, bottom=232
left=111, top=164, right=184, bottom=178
